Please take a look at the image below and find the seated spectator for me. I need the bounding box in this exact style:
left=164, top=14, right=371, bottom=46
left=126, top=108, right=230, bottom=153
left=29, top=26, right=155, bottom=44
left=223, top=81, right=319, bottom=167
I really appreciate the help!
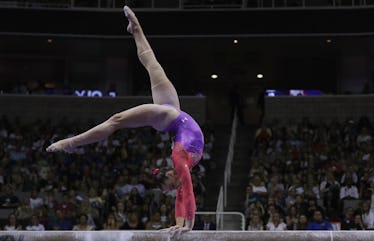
left=128, top=187, right=144, bottom=207
left=25, top=215, right=45, bottom=231
left=159, top=203, right=170, bottom=228
left=356, top=127, right=372, bottom=148
left=255, top=123, right=272, bottom=147
left=73, top=214, right=95, bottom=231
left=121, top=212, right=144, bottom=230
left=285, top=215, right=297, bottom=230
left=266, top=212, right=287, bottom=231
left=77, top=198, right=98, bottom=228
left=102, top=213, right=122, bottom=230
left=194, top=214, right=216, bottom=230
left=293, top=194, right=308, bottom=215
left=361, top=187, right=374, bottom=230
left=340, top=177, right=359, bottom=200
left=29, top=189, right=44, bottom=210
left=48, top=209, right=73, bottom=230
left=139, top=203, right=151, bottom=225
left=118, top=176, right=145, bottom=198
left=341, top=207, right=355, bottom=230
left=352, top=214, right=366, bottom=230
left=244, top=185, right=261, bottom=212
left=284, top=187, right=297, bottom=208
left=250, top=175, right=268, bottom=199
left=55, top=194, right=76, bottom=219
left=285, top=205, right=299, bottom=230
left=305, top=198, right=324, bottom=219
left=340, top=165, right=358, bottom=185
left=306, top=210, right=333, bottom=230
left=88, top=187, right=104, bottom=210
left=0, top=184, right=20, bottom=208
left=15, top=197, right=33, bottom=222
left=3, top=213, right=22, bottom=231
left=145, top=211, right=163, bottom=230
left=320, top=171, right=340, bottom=215
left=247, top=214, right=264, bottom=231
left=304, top=175, right=320, bottom=201
left=296, top=214, right=308, bottom=230
left=267, top=174, right=285, bottom=202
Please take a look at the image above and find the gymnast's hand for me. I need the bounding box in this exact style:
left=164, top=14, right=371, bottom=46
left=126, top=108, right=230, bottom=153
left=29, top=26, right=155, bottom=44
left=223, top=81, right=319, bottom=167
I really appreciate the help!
left=161, top=225, right=191, bottom=233
left=46, top=139, right=76, bottom=154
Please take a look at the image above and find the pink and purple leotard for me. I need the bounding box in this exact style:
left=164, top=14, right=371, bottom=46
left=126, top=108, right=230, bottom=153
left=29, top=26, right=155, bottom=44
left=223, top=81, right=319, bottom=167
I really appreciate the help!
left=163, top=109, right=204, bottom=221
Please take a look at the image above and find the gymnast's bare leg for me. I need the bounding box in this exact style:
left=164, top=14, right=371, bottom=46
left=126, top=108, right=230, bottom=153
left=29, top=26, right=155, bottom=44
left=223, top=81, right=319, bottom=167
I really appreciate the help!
left=46, top=104, right=178, bottom=153
left=124, top=6, right=180, bottom=110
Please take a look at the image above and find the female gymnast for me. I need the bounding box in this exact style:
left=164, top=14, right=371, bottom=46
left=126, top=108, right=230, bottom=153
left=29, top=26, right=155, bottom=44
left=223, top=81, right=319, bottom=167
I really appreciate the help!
left=46, top=6, right=204, bottom=232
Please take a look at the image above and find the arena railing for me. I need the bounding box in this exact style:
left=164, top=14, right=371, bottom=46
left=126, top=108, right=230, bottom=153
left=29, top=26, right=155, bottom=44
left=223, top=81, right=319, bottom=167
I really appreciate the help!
left=224, top=109, right=238, bottom=208
left=0, top=0, right=373, bottom=9
left=195, top=210, right=246, bottom=230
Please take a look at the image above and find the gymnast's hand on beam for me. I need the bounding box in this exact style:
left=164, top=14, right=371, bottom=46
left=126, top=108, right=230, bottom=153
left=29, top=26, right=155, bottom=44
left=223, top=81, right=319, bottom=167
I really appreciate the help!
left=161, top=225, right=191, bottom=236
left=46, top=139, right=76, bottom=154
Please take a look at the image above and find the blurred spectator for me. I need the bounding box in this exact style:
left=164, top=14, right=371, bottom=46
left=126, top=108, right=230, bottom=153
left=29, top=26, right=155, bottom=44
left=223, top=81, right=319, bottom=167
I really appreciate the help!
left=159, top=203, right=170, bottom=228
left=14, top=197, right=33, bottom=221
left=296, top=214, right=308, bottom=230
left=145, top=211, right=163, bottom=230
left=247, top=214, right=264, bottom=230
left=340, top=207, right=355, bottom=230
left=244, top=185, right=261, bottom=217
left=113, top=201, right=127, bottom=225
left=0, top=184, right=20, bottom=208
left=352, top=214, right=366, bottom=230
left=306, top=210, right=333, bottom=230
left=25, top=215, right=45, bottom=231
left=266, top=212, right=286, bottom=231
left=267, top=174, right=285, bottom=203
left=102, top=213, right=122, bottom=230
left=121, top=212, right=144, bottom=230
left=47, top=209, right=73, bottom=230
left=3, top=213, right=22, bottom=230
left=254, top=123, right=272, bottom=147
left=340, top=165, right=358, bottom=185
left=249, top=175, right=268, bottom=199
left=29, top=189, right=44, bottom=210
left=117, top=176, right=145, bottom=198
left=194, top=214, right=216, bottom=230
left=339, top=177, right=359, bottom=201
left=73, top=214, right=95, bottom=230
left=55, top=194, right=76, bottom=219
left=356, top=127, right=372, bottom=148
left=361, top=188, right=374, bottom=229
left=305, top=198, right=324, bottom=219
left=320, top=171, right=340, bottom=216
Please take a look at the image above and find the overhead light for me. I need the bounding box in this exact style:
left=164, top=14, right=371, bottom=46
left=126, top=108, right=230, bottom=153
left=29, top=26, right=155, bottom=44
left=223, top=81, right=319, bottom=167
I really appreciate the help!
left=47, top=38, right=53, bottom=43
left=211, top=74, right=218, bottom=79
left=326, top=39, right=332, bottom=44
left=233, top=39, right=238, bottom=44
left=257, top=74, right=264, bottom=79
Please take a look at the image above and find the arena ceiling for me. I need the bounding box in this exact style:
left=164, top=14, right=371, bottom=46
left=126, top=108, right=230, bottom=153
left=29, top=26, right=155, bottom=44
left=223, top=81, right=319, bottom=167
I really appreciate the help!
left=0, top=7, right=373, bottom=94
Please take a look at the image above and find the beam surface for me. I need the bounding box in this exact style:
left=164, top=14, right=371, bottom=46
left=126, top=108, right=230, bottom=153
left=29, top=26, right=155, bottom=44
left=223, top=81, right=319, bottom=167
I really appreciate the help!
left=0, top=231, right=373, bottom=241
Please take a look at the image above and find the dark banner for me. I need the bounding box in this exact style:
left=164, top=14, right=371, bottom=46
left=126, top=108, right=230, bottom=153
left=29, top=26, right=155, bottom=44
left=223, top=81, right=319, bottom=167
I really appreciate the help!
left=0, top=7, right=374, bottom=36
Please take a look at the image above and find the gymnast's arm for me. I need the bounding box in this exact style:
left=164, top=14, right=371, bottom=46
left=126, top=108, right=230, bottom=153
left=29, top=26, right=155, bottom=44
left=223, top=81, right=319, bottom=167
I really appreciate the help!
left=174, top=160, right=196, bottom=230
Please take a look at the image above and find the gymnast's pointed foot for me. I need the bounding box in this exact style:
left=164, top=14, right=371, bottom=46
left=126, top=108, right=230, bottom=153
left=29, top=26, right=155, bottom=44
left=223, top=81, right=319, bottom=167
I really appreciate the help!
left=124, top=5, right=140, bottom=34
left=46, top=139, right=75, bottom=154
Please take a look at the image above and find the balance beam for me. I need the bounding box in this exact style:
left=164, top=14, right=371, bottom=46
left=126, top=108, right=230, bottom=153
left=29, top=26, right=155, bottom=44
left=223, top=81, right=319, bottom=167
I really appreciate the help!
left=0, top=231, right=373, bottom=241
